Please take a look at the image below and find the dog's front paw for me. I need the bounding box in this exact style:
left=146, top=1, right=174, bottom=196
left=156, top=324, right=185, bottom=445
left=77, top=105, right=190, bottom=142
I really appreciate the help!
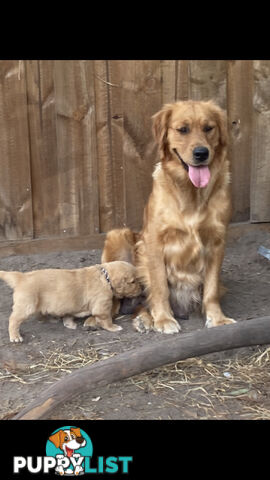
left=133, top=314, right=153, bottom=333
left=10, top=334, right=23, bottom=343
left=154, top=317, right=181, bottom=334
left=205, top=316, right=236, bottom=328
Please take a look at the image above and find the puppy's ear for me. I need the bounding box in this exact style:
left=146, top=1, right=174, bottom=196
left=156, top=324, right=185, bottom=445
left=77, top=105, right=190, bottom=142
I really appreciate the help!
left=152, top=104, right=173, bottom=158
left=49, top=430, right=64, bottom=448
left=71, top=427, right=81, bottom=438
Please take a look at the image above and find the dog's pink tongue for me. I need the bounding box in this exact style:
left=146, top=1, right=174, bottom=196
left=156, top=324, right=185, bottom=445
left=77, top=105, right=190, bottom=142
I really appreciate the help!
left=66, top=447, right=73, bottom=458
left=188, top=165, right=210, bottom=188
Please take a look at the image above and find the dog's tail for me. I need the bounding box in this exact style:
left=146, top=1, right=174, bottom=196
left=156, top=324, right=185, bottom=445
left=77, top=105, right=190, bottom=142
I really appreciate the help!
left=101, top=228, right=140, bottom=265
left=0, top=271, right=23, bottom=289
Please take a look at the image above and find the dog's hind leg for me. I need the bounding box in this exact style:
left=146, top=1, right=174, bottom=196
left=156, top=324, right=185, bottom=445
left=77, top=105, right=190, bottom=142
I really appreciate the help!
left=9, top=311, right=27, bottom=342
left=9, top=293, right=37, bottom=343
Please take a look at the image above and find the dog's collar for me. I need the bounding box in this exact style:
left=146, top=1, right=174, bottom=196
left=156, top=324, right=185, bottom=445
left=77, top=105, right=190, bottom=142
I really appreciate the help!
left=173, top=148, right=189, bottom=171
left=98, top=266, right=114, bottom=292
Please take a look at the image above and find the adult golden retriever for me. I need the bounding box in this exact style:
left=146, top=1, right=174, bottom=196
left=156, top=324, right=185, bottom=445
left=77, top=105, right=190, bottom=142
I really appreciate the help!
left=102, top=100, right=235, bottom=334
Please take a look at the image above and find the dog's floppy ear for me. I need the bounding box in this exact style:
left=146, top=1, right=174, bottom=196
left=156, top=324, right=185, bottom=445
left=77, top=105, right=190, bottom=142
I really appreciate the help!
left=71, top=427, right=81, bottom=438
left=152, top=104, right=173, bottom=159
left=207, top=101, right=228, bottom=147
left=216, top=107, right=227, bottom=147
left=49, top=430, right=65, bottom=448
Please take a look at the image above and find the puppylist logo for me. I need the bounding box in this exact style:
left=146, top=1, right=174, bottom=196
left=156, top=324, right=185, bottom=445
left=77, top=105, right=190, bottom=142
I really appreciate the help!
left=13, top=426, right=133, bottom=476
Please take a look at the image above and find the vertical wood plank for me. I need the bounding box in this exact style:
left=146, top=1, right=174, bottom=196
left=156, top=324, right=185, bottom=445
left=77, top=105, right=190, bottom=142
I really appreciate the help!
left=227, top=60, right=253, bottom=222
left=188, top=60, right=227, bottom=108
left=54, top=60, right=99, bottom=237
left=0, top=60, right=33, bottom=241
left=25, top=60, right=60, bottom=238
left=161, top=60, right=176, bottom=103
left=251, top=60, right=270, bottom=222
left=107, top=60, right=125, bottom=228
left=175, top=60, right=189, bottom=100
left=122, top=60, right=162, bottom=231
left=94, top=60, right=114, bottom=233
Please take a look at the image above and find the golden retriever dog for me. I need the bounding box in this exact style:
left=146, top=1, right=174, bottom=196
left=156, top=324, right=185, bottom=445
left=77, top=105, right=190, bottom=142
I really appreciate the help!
left=102, top=100, right=236, bottom=334
left=0, top=261, right=141, bottom=342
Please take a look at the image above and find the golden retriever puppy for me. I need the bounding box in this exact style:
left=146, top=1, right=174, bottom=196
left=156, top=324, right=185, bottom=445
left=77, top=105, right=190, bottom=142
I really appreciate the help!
left=0, top=261, right=141, bottom=342
left=102, top=100, right=236, bottom=334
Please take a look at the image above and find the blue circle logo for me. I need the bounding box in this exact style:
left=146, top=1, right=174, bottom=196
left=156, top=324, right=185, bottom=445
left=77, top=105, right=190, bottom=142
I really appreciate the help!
left=46, top=426, right=93, bottom=475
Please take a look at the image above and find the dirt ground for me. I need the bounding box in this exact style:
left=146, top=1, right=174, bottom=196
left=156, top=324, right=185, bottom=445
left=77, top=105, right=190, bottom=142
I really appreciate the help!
left=1, top=228, right=270, bottom=420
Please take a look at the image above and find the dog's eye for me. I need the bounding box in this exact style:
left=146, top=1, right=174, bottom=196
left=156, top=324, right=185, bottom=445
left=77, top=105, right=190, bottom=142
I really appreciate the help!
left=203, top=125, right=214, bottom=133
left=64, top=436, right=69, bottom=441
left=177, top=126, right=189, bottom=134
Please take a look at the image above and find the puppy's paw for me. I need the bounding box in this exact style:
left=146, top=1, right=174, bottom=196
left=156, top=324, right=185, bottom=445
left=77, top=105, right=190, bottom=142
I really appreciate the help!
left=154, top=317, right=181, bottom=334
left=10, top=334, right=23, bottom=343
left=105, top=324, right=123, bottom=332
left=63, top=316, right=77, bottom=330
left=133, top=314, right=153, bottom=333
left=205, top=316, right=236, bottom=328
left=83, top=317, right=97, bottom=329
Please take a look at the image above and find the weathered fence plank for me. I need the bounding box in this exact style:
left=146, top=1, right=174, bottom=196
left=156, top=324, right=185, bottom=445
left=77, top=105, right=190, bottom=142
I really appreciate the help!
left=227, top=60, right=254, bottom=222
left=161, top=60, right=176, bottom=103
left=26, top=60, right=60, bottom=238
left=107, top=61, right=126, bottom=229
left=0, top=60, right=33, bottom=241
left=94, top=60, right=114, bottom=233
left=0, top=60, right=269, bottom=253
left=251, top=60, right=270, bottom=222
left=54, top=60, right=99, bottom=237
left=189, top=60, right=227, bottom=107
left=175, top=60, right=189, bottom=100
left=122, top=60, right=162, bottom=231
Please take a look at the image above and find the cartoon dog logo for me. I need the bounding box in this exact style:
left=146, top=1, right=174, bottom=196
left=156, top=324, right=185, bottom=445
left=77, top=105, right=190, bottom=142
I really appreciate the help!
left=49, top=427, right=86, bottom=476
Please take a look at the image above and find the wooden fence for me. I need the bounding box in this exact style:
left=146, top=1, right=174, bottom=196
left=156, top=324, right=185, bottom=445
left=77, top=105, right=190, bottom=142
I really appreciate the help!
left=0, top=60, right=269, bottom=255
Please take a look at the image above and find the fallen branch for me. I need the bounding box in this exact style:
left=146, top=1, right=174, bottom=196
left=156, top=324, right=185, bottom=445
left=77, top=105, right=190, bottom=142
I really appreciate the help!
left=13, top=317, right=270, bottom=420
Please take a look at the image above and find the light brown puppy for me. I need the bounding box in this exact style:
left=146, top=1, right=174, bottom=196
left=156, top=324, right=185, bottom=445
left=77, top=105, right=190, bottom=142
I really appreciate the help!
left=0, top=261, right=141, bottom=342
left=102, top=100, right=236, bottom=334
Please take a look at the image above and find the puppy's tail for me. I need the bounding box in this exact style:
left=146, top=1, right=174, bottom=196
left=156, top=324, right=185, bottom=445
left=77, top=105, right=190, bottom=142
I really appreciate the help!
left=101, top=228, right=140, bottom=265
left=0, top=271, right=23, bottom=289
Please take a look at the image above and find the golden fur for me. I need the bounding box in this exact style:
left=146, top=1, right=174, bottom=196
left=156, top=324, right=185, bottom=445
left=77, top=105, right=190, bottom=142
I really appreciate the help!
left=0, top=261, right=141, bottom=342
left=102, top=100, right=235, bottom=333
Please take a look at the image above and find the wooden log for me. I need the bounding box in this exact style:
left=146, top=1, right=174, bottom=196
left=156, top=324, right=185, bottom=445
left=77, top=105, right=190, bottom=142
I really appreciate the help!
left=13, top=317, right=270, bottom=420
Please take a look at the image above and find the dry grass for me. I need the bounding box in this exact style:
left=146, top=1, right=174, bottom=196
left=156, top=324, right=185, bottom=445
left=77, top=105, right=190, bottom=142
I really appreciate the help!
left=129, top=346, right=270, bottom=419
left=0, top=344, right=116, bottom=385
left=2, top=343, right=270, bottom=419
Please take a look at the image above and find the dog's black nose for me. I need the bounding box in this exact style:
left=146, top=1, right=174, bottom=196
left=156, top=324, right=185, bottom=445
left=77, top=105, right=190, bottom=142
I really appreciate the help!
left=76, top=436, right=85, bottom=444
left=193, top=146, right=209, bottom=162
